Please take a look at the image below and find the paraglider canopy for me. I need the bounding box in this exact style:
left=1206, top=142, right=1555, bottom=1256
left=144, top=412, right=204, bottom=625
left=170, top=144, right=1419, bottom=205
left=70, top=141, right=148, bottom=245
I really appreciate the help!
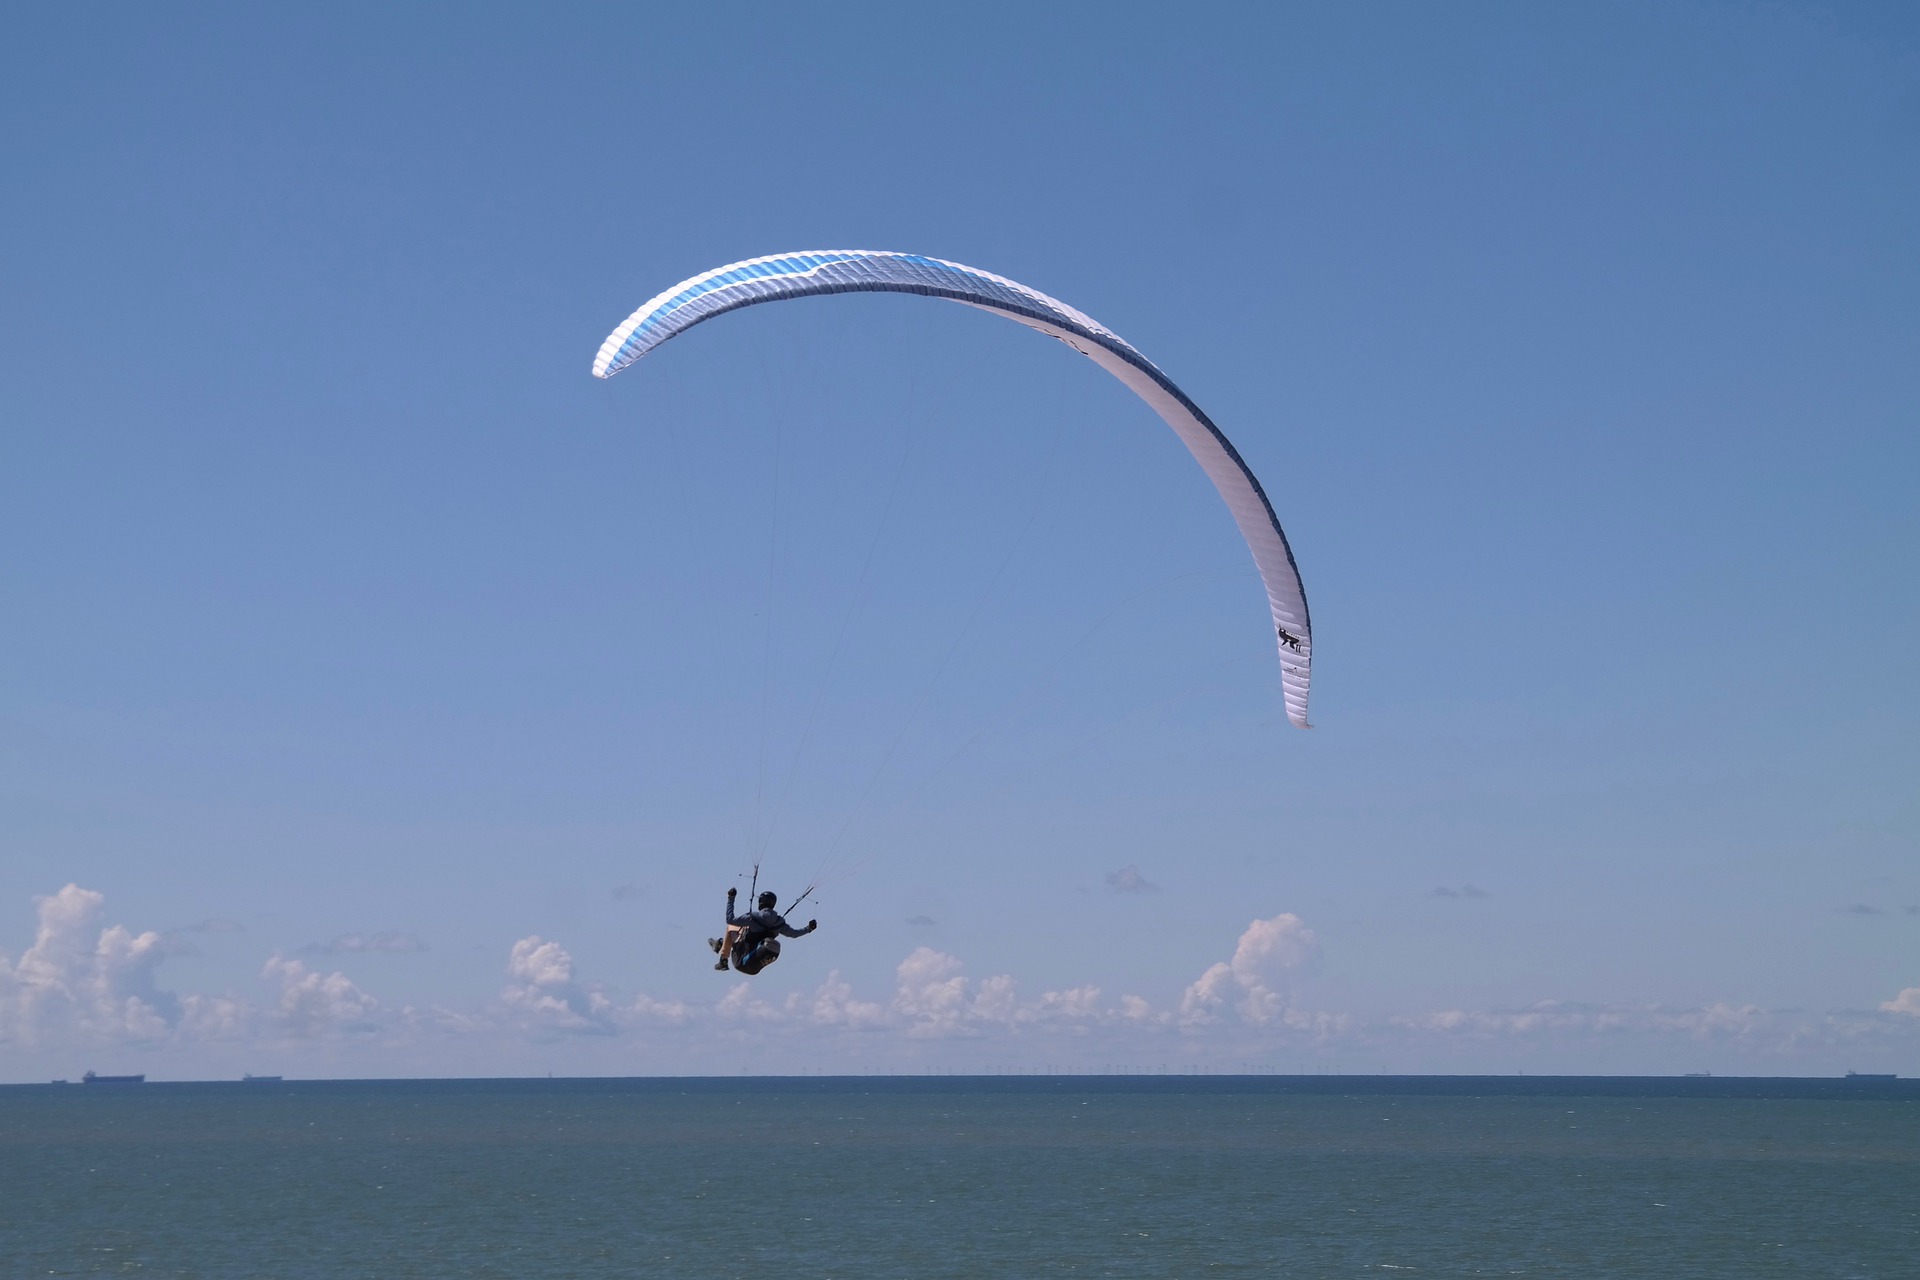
left=594, top=250, right=1314, bottom=727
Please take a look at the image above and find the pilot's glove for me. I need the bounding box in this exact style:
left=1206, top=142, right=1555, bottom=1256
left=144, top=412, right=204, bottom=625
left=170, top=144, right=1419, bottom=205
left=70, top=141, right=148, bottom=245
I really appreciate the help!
left=807, top=920, right=818, bottom=932
left=727, top=887, right=737, bottom=898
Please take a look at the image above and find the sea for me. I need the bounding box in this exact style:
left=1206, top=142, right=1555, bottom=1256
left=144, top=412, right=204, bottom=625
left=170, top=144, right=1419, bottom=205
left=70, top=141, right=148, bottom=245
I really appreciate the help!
left=1, top=1075, right=1914, bottom=1278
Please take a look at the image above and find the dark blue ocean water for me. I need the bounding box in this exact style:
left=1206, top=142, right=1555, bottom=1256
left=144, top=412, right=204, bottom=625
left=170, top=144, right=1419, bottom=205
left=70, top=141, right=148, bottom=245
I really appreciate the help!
left=1, top=1077, right=1913, bottom=1278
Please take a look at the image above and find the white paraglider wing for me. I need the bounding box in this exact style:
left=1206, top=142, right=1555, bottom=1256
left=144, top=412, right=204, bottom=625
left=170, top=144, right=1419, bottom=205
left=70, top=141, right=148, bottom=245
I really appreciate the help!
left=592, top=251, right=1313, bottom=728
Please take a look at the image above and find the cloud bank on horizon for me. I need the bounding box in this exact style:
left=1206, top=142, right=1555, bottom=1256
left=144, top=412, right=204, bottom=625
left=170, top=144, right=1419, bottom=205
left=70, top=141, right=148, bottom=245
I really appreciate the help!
left=2, top=885, right=1916, bottom=1078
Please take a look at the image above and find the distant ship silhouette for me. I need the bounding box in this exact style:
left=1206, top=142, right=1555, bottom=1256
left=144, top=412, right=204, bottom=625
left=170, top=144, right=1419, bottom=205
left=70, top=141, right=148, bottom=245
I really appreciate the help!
left=82, top=1071, right=145, bottom=1085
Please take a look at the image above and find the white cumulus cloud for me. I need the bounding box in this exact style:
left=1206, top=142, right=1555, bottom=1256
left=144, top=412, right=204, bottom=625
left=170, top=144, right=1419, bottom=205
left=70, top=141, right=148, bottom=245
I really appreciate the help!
left=1881, top=987, right=1920, bottom=1017
left=883, top=949, right=1111, bottom=1036
left=0, top=885, right=179, bottom=1045
left=716, top=981, right=780, bottom=1022
left=261, top=957, right=382, bottom=1037
left=787, top=970, right=887, bottom=1029
left=1180, top=913, right=1320, bottom=1027
left=500, top=936, right=615, bottom=1034
left=894, top=947, right=973, bottom=1036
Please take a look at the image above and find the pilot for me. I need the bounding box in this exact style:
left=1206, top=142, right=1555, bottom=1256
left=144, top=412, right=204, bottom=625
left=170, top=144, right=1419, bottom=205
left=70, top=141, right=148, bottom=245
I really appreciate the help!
left=711, top=888, right=817, bottom=974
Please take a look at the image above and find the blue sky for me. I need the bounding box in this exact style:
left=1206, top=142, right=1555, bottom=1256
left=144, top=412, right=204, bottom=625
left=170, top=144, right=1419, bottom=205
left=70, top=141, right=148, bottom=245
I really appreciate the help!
left=2, top=1, right=1916, bottom=1079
